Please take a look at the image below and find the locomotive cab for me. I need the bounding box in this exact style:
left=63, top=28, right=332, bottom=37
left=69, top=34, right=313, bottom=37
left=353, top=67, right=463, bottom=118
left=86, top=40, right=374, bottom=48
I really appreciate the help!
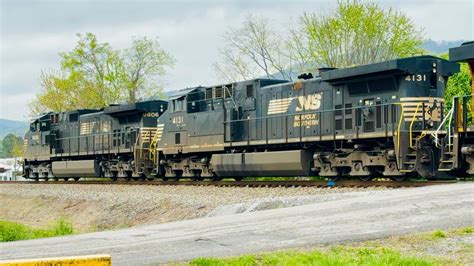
left=319, top=56, right=459, bottom=179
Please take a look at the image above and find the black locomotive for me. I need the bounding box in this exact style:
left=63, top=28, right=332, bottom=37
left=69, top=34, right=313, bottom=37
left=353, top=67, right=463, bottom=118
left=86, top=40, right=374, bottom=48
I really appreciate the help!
left=23, top=100, right=167, bottom=181
left=23, top=42, right=474, bottom=181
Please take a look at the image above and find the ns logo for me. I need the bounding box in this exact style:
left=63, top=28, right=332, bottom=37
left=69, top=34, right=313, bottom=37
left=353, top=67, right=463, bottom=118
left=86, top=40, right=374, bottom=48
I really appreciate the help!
left=295, top=94, right=322, bottom=112
left=267, top=93, right=322, bottom=115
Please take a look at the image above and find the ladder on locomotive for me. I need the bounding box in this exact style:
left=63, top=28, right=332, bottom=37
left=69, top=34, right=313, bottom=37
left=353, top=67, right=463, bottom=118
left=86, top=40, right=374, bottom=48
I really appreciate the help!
left=397, top=101, right=453, bottom=172
left=397, top=102, right=422, bottom=173
left=432, top=100, right=457, bottom=172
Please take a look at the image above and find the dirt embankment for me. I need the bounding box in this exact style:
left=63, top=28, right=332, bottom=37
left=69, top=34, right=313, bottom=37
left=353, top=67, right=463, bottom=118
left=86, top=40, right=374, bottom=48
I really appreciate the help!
left=0, top=183, right=390, bottom=232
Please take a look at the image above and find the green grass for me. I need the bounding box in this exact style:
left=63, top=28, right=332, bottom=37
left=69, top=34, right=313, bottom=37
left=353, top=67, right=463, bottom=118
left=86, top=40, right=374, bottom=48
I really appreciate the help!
left=451, top=226, right=474, bottom=236
left=190, top=246, right=439, bottom=266
left=461, top=227, right=474, bottom=234
left=430, top=230, right=447, bottom=239
left=0, top=218, right=74, bottom=242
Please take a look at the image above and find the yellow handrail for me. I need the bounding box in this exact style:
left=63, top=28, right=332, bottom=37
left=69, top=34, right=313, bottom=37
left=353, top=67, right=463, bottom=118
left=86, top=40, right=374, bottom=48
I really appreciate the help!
left=396, top=103, right=404, bottom=153
left=149, top=128, right=160, bottom=161
left=133, top=131, right=140, bottom=172
left=409, top=102, right=422, bottom=149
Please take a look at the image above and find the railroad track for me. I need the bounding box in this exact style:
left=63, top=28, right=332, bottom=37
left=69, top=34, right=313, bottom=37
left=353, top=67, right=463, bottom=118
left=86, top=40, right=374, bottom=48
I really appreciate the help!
left=0, top=180, right=459, bottom=188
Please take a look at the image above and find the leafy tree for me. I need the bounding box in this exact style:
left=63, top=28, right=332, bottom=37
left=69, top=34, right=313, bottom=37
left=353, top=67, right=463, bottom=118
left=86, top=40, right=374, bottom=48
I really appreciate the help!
left=0, top=134, right=23, bottom=158
left=300, top=0, right=424, bottom=68
left=122, top=37, right=174, bottom=102
left=30, top=33, right=174, bottom=115
left=11, top=137, right=24, bottom=158
left=440, top=53, right=472, bottom=111
left=214, top=15, right=297, bottom=82
left=215, top=1, right=424, bottom=82
left=444, top=63, right=472, bottom=123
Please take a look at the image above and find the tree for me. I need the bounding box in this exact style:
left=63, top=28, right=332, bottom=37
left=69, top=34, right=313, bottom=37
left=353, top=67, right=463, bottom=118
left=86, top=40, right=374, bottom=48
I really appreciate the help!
left=215, top=1, right=424, bottom=82
left=30, top=33, right=174, bottom=115
left=0, top=134, right=23, bottom=158
left=60, top=33, right=124, bottom=109
left=122, top=37, right=175, bottom=102
left=444, top=62, right=472, bottom=110
left=214, top=15, right=296, bottom=82
left=300, top=0, right=424, bottom=68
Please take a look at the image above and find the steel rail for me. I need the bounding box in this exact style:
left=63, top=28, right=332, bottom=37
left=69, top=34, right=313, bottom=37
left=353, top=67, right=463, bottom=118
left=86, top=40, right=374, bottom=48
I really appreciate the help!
left=0, top=180, right=460, bottom=188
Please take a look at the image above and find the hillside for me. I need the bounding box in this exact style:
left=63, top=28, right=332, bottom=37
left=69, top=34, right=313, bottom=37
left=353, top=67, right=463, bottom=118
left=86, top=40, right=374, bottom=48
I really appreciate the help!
left=0, top=119, right=28, bottom=139
left=423, top=39, right=467, bottom=54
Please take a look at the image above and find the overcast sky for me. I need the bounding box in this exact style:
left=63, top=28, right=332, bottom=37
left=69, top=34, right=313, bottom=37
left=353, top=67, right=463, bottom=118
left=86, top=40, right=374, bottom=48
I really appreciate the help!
left=1, top=0, right=473, bottom=121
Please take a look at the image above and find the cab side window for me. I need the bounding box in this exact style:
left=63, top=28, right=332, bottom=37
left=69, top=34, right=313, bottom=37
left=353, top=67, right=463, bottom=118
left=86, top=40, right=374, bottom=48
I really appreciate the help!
left=172, top=98, right=185, bottom=112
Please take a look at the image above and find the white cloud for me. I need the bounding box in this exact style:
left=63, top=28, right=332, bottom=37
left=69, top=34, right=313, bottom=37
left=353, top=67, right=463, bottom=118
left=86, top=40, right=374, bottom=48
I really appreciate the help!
left=0, top=93, right=36, bottom=121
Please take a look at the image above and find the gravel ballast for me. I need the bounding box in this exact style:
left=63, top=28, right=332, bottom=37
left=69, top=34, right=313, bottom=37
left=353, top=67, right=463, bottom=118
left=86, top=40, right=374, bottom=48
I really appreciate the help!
left=0, top=183, right=392, bottom=231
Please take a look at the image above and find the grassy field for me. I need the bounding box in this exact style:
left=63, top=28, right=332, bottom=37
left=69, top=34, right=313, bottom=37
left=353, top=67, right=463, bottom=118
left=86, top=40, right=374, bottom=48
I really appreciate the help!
left=0, top=218, right=74, bottom=242
left=191, top=247, right=437, bottom=265
left=190, top=227, right=474, bottom=265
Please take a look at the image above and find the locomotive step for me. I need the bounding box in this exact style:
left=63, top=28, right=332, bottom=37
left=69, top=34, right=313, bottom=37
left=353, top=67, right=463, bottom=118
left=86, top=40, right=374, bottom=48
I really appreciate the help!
left=440, top=160, right=454, bottom=163
left=438, top=168, right=453, bottom=172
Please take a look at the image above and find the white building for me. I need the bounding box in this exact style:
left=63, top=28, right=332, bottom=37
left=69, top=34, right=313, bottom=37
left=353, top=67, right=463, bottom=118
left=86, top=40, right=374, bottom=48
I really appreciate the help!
left=0, top=158, right=26, bottom=181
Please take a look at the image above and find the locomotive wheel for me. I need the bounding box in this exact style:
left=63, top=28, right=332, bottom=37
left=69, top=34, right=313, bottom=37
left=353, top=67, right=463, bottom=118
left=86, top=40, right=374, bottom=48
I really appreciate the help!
left=359, top=172, right=376, bottom=182
left=234, top=177, right=243, bottom=181
left=389, top=176, right=407, bottom=182
left=73, top=177, right=80, bottom=182
left=358, top=175, right=374, bottom=182
left=53, top=177, right=59, bottom=182
left=211, top=175, right=222, bottom=181
left=191, top=170, right=201, bottom=181
left=63, top=177, right=69, bottom=181
left=172, top=171, right=182, bottom=181
left=162, top=176, right=169, bottom=181
left=44, top=177, right=49, bottom=182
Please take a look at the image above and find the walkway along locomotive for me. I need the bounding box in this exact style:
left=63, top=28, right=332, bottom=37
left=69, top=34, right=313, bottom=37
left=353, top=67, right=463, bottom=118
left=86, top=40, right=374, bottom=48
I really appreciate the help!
left=23, top=43, right=474, bottom=181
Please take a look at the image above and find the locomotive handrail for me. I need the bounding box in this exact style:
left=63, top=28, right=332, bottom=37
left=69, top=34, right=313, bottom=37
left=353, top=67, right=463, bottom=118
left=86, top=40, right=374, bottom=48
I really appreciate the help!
left=149, top=128, right=160, bottom=161
left=54, top=130, right=123, bottom=140
left=222, top=101, right=423, bottom=151
left=409, top=102, right=422, bottom=149
left=222, top=101, right=412, bottom=153
left=222, top=102, right=397, bottom=123
left=396, top=103, right=404, bottom=155
left=432, top=101, right=454, bottom=148
left=133, top=130, right=140, bottom=172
